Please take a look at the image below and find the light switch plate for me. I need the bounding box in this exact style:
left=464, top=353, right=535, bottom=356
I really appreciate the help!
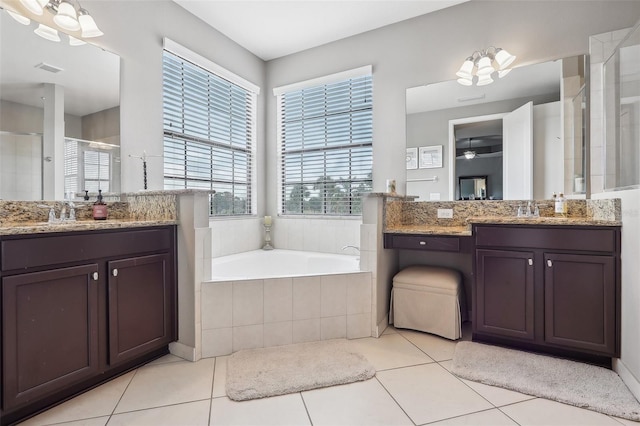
left=429, top=192, right=441, bottom=201
left=437, top=208, right=453, bottom=218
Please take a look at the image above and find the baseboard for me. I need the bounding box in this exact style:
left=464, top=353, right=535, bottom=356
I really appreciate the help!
left=613, top=358, right=640, bottom=401
left=375, top=314, right=389, bottom=338
left=169, top=341, right=197, bottom=361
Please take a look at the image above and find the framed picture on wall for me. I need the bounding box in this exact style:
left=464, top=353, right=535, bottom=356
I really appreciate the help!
left=419, top=145, right=443, bottom=169
left=406, top=147, right=418, bottom=170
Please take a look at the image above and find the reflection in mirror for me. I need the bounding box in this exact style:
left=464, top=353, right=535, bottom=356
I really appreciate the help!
left=0, top=7, right=120, bottom=200
left=406, top=56, right=588, bottom=201
left=604, top=20, right=640, bottom=190
left=454, top=120, right=501, bottom=200
left=459, top=175, right=487, bottom=200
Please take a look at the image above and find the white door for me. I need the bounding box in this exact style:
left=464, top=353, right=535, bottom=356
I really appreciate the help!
left=503, top=102, right=533, bottom=200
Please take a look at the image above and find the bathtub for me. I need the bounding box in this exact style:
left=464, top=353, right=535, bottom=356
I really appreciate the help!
left=201, top=249, right=372, bottom=357
left=210, top=249, right=360, bottom=281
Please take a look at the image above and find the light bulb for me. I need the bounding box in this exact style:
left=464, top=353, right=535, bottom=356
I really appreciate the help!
left=456, top=59, right=474, bottom=79
left=476, top=74, right=494, bottom=86
left=69, top=35, right=86, bottom=46
left=78, top=9, right=103, bottom=37
left=34, top=24, right=60, bottom=42
left=19, top=0, right=46, bottom=15
left=476, top=55, right=495, bottom=76
left=53, top=0, right=80, bottom=31
left=7, top=10, right=30, bottom=25
left=495, top=48, right=516, bottom=69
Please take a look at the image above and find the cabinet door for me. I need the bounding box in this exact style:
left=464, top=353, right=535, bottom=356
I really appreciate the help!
left=2, top=264, right=100, bottom=410
left=107, top=253, right=173, bottom=366
left=475, top=249, right=535, bottom=340
left=544, top=253, right=616, bottom=355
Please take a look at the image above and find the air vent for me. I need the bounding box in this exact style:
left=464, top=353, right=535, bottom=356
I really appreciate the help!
left=457, top=94, right=486, bottom=103
left=34, top=62, right=64, bottom=73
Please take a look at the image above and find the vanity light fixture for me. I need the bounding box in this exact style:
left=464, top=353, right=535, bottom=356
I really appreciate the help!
left=7, top=9, right=30, bottom=25
left=68, top=35, right=85, bottom=46
left=456, top=46, right=516, bottom=86
left=16, top=0, right=103, bottom=40
left=34, top=23, right=60, bottom=42
left=53, top=0, right=80, bottom=31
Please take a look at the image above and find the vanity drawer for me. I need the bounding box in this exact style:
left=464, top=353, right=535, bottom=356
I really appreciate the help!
left=1, top=227, right=173, bottom=271
left=474, top=225, right=617, bottom=253
left=385, top=234, right=460, bottom=252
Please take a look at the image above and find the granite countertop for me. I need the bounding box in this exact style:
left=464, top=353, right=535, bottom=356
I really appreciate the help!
left=0, top=219, right=179, bottom=236
left=384, top=225, right=472, bottom=236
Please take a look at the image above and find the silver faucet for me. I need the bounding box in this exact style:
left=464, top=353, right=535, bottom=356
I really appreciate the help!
left=342, top=245, right=360, bottom=253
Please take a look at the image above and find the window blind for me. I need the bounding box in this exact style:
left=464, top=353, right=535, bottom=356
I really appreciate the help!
left=83, top=150, right=110, bottom=192
left=162, top=49, right=256, bottom=216
left=278, top=73, right=373, bottom=215
left=64, top=139, right=79, bottom=195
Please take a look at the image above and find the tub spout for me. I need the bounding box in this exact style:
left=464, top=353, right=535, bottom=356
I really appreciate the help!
left=342, top=245, right=360, bottom=253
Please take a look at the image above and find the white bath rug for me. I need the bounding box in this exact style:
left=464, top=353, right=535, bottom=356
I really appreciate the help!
left=452, top=341, right=640, bottom=421
left=226, top=339, right=375, bottom=401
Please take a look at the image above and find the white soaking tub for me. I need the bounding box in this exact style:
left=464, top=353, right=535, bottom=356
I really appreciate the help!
left=201, top=249, right=372, bottom=357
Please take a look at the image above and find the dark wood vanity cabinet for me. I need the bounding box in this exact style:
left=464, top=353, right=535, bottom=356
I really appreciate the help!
left=472, top=224, right=620, bottom=361
left=2, top=264, right=101, bottom=411
left=0, top=226, right=177, bottom=425
left=475, top=249, right=535, bottom=340
left=107, top=253, right=174, bottom=366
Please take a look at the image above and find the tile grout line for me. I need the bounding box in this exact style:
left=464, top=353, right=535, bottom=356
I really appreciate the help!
left=106, top=367, right=139, bottom=424
left=373, top=375, right=417, bottom=426
left=298, top=391, right=315, bottom=426
left=208, top=357, right=217, bottom=426
left=417, top=407, right=510, bottom=425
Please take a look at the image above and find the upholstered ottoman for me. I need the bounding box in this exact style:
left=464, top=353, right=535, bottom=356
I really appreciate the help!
left=389, top=265, right=465, bottom=340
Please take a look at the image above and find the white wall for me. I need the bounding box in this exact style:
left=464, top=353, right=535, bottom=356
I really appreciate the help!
left=533, top=101, right=563, bottom=199
left=0, top=133, right=41, bottom=200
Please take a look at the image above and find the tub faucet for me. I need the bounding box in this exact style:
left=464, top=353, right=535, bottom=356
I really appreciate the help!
left=342, top=245, right=360, bottom=253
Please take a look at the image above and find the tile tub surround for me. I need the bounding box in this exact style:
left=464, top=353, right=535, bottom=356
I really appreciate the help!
left=384, top=198, right=622, bottom=231
left=201, top=272, right=373, bottom=357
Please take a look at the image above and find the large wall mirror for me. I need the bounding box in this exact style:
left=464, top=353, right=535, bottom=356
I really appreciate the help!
left=0, top=6, right=120, bottom=201
left=405, top=55, right=588, bottom=201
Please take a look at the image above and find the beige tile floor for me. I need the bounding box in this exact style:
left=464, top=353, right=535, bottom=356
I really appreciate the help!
left=18, top=325, right=639, bottom=426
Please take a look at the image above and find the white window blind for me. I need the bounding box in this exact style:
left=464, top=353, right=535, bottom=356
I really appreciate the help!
left=83, top=150, right=110, bottom=192
left=162, top=48, right=256, bottom=216
left=64, top=139, right=79, bottom=195
left=278, top=72, right=373, bottom=215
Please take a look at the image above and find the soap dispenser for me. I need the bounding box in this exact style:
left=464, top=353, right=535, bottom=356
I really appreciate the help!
left=92, top=190, right=108, bottom=220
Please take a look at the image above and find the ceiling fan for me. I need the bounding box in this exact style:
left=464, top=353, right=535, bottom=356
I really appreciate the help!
left=455, top=136, right=502, bottom=159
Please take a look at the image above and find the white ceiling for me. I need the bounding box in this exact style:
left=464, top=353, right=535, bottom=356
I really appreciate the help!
left=173, top=0, right=468, bottom=61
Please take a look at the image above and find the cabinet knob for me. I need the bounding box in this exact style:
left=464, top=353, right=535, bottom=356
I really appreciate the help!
left=419, top=241, right=427, bottom=246
left=112, top=269, right=118, bottom=277
left=547, top=260, right=553, bottom=267
left=92, top=272, right=98, bottom=281
left=528, top=259, right=533, bottom=266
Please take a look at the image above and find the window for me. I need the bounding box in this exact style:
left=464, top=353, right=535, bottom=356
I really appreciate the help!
left=83, top=150, right=110, bottom=192
left=276, top=67, right=373, bottom=216
left=162, top=40, right=258, bottom=216
left=64, top=138, right=111, bottom=195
